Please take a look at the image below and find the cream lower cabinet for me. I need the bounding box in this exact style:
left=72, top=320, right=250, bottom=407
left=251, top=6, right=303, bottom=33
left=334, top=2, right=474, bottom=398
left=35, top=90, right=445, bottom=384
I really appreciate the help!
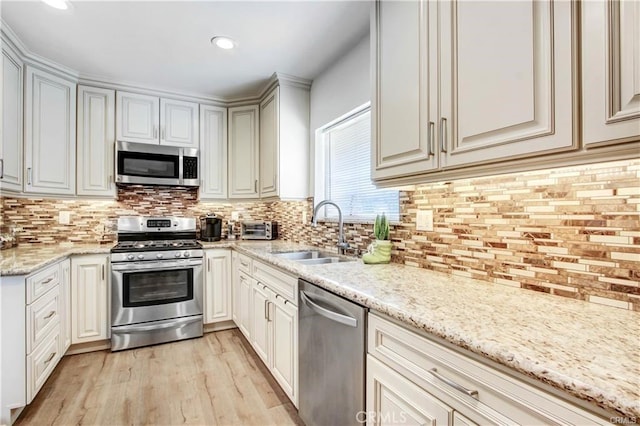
left=59, top=259, right=71, bottom=354
left=71, top=255, right=109, bottom=344
left=204, top=249, right=232, bottom=324
left=367, top=313, right=607, bottom=425
left=232, top=252, right=298, bottom=407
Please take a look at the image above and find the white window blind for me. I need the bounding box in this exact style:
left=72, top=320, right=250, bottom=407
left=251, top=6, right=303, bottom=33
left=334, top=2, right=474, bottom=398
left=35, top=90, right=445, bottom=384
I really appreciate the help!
left=319, top=108, right=399, bottom=221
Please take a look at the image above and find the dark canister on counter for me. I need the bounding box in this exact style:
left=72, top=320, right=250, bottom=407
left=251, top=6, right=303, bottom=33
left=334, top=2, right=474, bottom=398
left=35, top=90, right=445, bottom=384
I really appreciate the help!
left=200, top=214, right=222, bottom=241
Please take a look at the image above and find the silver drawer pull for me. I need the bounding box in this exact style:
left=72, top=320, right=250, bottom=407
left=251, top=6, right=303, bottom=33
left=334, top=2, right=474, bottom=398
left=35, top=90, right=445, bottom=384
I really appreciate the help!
left=44, top=310, right=56, bottom=320
left=44, top=352, right=57, bottom=364
left=41, top=277, right=54, bottom=285
left=428, top=368, right=478, bottom=398
left=240, top=260, right=248, bottom=267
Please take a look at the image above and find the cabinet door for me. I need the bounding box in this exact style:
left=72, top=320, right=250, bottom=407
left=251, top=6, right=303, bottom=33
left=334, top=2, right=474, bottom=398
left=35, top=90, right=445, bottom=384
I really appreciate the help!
left=71, top=255, right=109, bottom=344
left=367, top=356, right=452, bottom=426
left=1, top=45, right=23, bottom=192
left=439, top=0, right=577, bottom=168
left=199, top=105, right=228, bottom=198
left=160, top=98, right=198, bottom=147
left=272, top=295, right=297, bottom=406
left=582, top=0, right=640, bottom=146
left=204, top=249, right=231, bottom=324
left=228, top=105, right=259, bottom=198
left=372, top=0, right=437, bottom=181
left=116, top=91, right=159, bottom=144
left=259, top=88, right=279, bottom=198
left=238, top=270, right=253, bottom=339
left=251, top=281, right=272, bottom=365
left=24, top=66, right=76, bottom=195
left=59, top=259, right=71, bottom=354
left=77, top=86, right=115, bottom=197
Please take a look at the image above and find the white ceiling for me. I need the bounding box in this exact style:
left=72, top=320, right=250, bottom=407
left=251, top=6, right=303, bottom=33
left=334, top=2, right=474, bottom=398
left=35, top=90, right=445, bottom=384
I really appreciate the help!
left=1, top=0, right=371, bottom=99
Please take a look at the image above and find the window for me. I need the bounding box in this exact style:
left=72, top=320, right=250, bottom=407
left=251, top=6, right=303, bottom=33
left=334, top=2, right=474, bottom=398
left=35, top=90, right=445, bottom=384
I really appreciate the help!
left=315, top=105, right=399, bottom=221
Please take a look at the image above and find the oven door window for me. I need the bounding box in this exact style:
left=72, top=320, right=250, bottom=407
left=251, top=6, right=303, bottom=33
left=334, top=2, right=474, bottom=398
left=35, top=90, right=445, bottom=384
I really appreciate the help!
left=123, top=269, right=193, bottom=307
left=118, top=151, right=179, bottom=179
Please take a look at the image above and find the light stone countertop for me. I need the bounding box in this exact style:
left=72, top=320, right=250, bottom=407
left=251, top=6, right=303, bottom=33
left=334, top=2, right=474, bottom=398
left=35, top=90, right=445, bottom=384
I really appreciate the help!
left=2, top=240, right=638, bottom=418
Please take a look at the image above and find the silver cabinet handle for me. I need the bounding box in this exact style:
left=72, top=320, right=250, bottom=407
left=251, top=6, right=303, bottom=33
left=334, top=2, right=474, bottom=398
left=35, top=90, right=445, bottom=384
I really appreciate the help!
left=440, top=118, right=448, bottom=153
left=207, top=258, right=211, bottom=272
left=42, top=277, right=54, bottom=285
left=27, top=167, right=32, bottom=185
left=161, top=126, right=165, bottom=140
left=153, top=126, right=158, bottom=139
left=44, top=310, right=56, bottom=320
left=0, top=159, right=3, bottom=179
left=300, top=291, right=357, bottom=327
left=264, top=298, right=269, bottom=320
left=254, top=180, right=258, bottom=193
left=428, top=121, right=435, bottom=157
left=101, top=264, right=105, bottom=281
left=44, top=352, right=57, bottom=364
left=428, top=368, right=478, bottom=397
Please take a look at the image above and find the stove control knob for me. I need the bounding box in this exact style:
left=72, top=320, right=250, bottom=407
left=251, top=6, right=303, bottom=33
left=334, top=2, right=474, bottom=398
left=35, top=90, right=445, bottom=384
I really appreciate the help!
left=156, top=254, right=164, bottom=259
left=137, top=254, right=145, bottom=260
left=127, top=255, right=134, bottom=260
left=183, top=251, right=190, bottom=258
left=175, top=252, right=182, bottom=258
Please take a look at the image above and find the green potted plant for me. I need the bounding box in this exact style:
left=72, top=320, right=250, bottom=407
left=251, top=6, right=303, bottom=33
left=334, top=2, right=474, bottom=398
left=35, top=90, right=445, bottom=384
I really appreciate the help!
left=363, top=214, right=392, bottom=264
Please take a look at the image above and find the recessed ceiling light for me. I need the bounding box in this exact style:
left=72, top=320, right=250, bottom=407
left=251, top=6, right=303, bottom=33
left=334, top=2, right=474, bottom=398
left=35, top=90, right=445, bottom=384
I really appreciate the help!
left=211, top=36, right=235, bottom=50
left=42, top=0, right=71, bottom=10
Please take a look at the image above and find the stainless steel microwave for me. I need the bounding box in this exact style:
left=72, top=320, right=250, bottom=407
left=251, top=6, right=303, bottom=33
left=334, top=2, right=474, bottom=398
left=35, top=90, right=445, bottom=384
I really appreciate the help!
left=241, top=221, right=278, bottom=240
left=116, top=141, right=199, bottom=186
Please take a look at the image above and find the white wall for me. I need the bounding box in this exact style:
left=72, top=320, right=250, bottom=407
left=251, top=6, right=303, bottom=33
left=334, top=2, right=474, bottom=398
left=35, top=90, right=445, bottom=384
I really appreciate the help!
left=309, top=33, right=370, bottom=195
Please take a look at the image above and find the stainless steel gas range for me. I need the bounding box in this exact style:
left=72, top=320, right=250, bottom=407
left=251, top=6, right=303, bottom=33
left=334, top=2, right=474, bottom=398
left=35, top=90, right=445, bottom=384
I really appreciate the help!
left=110, top=216, right=203, bottom=351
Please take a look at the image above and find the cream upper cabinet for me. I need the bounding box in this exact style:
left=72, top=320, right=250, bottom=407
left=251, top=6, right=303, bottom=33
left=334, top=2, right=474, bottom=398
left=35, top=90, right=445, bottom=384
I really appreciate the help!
left=71, top=255, right=109, bottom=344
left=582, top=0, right=640, bottom=147
left=228, top=105, right=260, bottom=198
left=373, top=0, right=577, bottom=182
left=24, top=66, right=77, bottom=195
left=204, top=249, right=232, bottom=324
left=372, top=0, right=437, bottom=180
left=199, top=105, right=228, bottom=199
left=1, top=44, right=23, bottom=192
left=160, top=98, right=198, bottom=147
left=77, top=85, right=116, bottom=197
left=259, top=81, right=310, bottom=199
left=259, top=88, right=279, bottom=198
left=116, top=91, right=198, bottom=147
left=116, top=91, right=159, bottom=144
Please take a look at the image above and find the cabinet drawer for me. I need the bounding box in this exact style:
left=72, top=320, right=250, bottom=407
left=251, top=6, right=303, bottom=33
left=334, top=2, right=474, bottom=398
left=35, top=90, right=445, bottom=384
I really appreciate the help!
left=368, top=313, right=607, bottom=425
left=252, top=260, right=297, bottom=304
left=26, top=263, right=60, bottom=304
left=236, top=253, right=253, bottom=274
left=26, top=285, right=61, bottom=353
left=26, top=328, right=61, bottom=404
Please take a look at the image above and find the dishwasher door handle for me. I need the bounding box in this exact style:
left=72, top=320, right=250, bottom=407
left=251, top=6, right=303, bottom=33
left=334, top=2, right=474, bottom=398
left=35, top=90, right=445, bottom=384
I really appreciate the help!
left=300, top=291, right=357, bottom=328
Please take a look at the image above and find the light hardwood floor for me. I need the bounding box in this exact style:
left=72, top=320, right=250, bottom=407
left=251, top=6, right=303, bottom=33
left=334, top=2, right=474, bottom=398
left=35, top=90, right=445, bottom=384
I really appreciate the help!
left=16, top=329, right=304, bottom=426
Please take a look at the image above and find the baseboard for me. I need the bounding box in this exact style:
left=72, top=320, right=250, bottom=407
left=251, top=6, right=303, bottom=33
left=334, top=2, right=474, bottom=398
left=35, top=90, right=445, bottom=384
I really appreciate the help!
left=65, top=339, right=110, bottom=355
left=204, top=320, right=237, bottom=333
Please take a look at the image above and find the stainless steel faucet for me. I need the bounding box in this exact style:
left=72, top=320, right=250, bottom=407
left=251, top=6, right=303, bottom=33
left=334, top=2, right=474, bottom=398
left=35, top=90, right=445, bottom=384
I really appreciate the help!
left=311, top=200, right=349, bottom=254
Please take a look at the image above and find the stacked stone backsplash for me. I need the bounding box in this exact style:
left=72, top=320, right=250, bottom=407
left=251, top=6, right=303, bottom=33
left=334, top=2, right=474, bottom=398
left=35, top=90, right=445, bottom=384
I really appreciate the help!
left=1, top=159, right=638, bottom=310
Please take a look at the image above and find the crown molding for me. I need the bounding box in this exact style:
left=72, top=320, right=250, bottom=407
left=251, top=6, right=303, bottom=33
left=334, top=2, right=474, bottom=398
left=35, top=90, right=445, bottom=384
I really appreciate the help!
left=1, top=20, right=313, bottom=107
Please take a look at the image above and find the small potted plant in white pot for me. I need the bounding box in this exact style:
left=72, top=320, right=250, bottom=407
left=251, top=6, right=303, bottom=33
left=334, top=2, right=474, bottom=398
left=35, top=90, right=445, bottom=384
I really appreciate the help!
left=363, top=213, right=392, bottom=264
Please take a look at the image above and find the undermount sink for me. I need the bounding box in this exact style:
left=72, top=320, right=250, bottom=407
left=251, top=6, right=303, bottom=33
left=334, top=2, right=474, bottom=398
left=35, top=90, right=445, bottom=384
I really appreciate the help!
left=273, top=250, right=355, bottom=264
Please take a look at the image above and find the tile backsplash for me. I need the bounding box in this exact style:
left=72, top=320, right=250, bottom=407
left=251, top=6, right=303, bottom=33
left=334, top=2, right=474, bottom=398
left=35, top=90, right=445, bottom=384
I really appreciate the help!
left=2, top=159, right=638, bottom=311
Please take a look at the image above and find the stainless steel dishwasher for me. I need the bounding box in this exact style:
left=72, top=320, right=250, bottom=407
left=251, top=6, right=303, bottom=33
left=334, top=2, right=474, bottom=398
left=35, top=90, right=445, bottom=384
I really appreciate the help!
left=298, top=279, right=367, bottom=426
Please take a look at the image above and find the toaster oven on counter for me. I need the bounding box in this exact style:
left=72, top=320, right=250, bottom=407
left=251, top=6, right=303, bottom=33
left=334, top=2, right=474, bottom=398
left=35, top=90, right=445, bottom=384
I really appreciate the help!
left=240, top=221, right=278, bottom=240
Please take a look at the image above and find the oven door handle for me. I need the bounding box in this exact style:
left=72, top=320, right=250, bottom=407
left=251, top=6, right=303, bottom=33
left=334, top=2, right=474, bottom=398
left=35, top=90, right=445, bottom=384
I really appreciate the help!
left=111, top=260, right=202, bottom=272
left=112, top=316, right=202, bottom=334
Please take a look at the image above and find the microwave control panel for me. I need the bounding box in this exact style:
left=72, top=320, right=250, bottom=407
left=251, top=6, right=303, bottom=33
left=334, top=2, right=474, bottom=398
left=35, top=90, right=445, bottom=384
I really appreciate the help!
left=183, top=157, right=198, bottom=179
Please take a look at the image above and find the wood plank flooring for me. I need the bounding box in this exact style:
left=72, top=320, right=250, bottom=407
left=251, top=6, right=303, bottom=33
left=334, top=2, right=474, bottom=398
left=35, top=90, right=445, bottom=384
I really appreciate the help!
left=16, top=329, right=305, bottom=426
